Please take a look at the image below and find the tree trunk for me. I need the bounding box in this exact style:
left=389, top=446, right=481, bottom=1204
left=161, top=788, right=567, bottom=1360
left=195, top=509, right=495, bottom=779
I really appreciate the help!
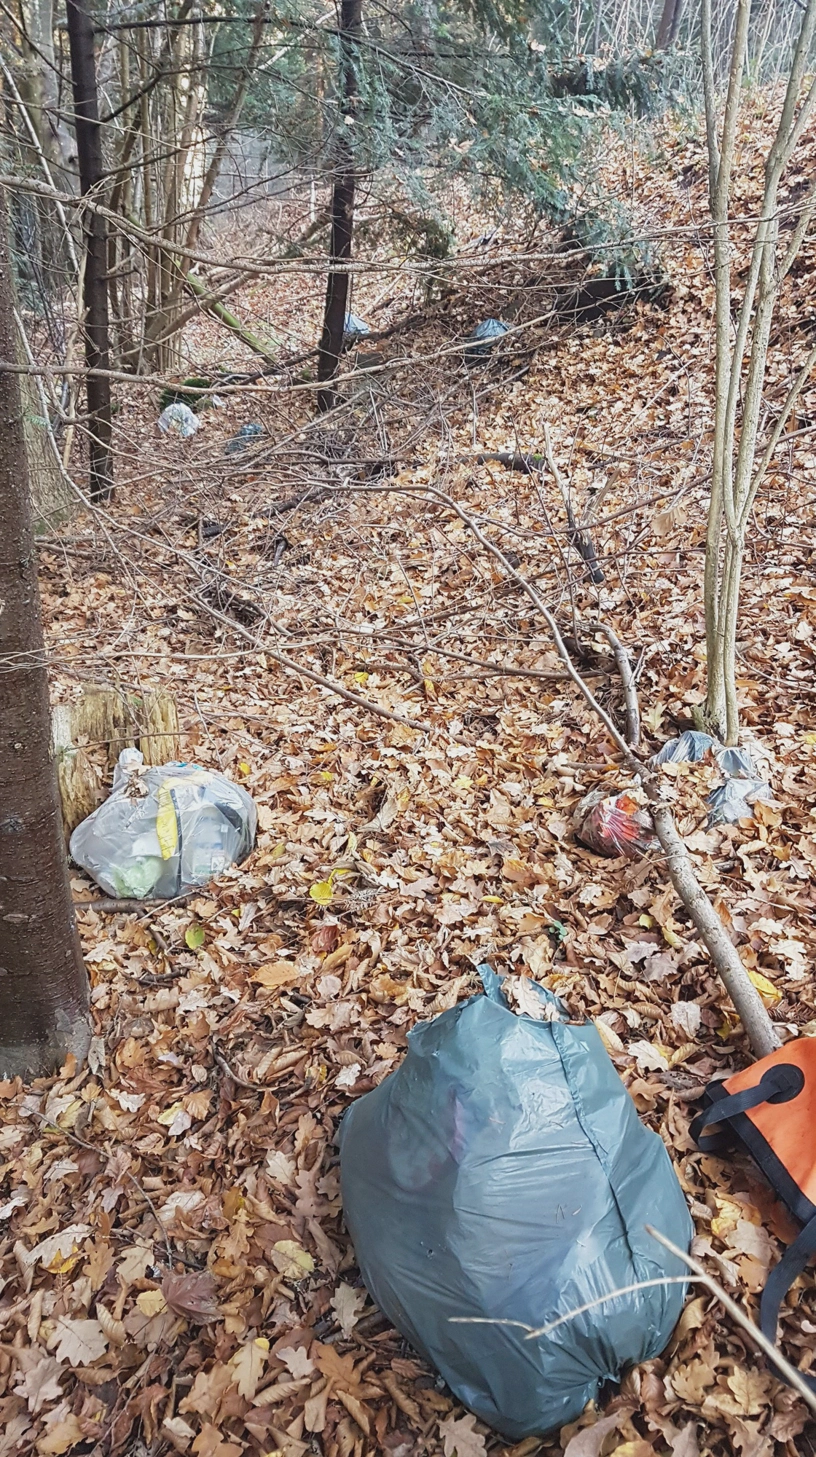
left=655, top=0, right=684, bottom=50
left=66, top=0, right=113, bottom=499
left=0, top=192, right=90, bottom=1078
left=317, top=0, right=362, bottom=413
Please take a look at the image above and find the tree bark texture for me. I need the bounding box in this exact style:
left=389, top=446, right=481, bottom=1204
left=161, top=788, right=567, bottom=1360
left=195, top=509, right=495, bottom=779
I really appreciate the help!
left=317, top=0, right=362, bottom=413
left=0, top=192, right=90, bottom=1078
left=655, top=0, right=685, bottom=50
left=66, top=0, right=113, bottom=499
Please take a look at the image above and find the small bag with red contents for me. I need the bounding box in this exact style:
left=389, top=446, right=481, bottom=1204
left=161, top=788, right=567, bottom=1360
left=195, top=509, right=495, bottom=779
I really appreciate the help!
left=573, top=787, right=658, bottom=858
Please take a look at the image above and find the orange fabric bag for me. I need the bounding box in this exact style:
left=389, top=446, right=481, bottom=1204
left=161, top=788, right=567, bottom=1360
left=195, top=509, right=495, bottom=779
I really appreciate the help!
left=691, top=1038, right=816, bottom=1365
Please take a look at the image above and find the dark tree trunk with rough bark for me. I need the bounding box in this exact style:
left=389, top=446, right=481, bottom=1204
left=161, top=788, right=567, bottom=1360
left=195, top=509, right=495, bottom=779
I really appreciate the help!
left=317, top=0, right=362, bottom=413
left=0, top=192, right=90, bottom=1078
left=655, top=0, right=684, bottom=49
left=66, top=0, right=113, bottom=498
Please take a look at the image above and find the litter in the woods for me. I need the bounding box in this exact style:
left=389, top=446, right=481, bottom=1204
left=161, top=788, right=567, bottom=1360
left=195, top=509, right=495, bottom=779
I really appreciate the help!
left=339, top=963, right=692, bottom=1439
left=706, top=773, right=775, bottom=824
left=573, top=786, right=658, bottom=858
left=653, top=729, right=755, bottom=778
left=343, top=311, right=371, bottom=346
left=464, top=317, right=509, bottom=364
left=224, top=421, right=264, bottom=454
left=691, top=1038, right=816, bottom=1382
left=70, top=749, right=256, bottom=899
left=157, top=402, right=200, bottom=437
left=654, top=731, right=774, bottom=824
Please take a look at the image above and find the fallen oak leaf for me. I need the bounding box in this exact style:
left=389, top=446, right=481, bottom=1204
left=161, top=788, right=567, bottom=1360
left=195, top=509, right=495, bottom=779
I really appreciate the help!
left=628, top=1039, right=669, bottom=1072
left=21, top=1223, right=91, bottom=1272
left=13, top=1352, right=64, bottom=1413
left=277, top=1344, right=315, bottom=1378
left=36, top=1415, right=84, bottom=1455
left=229, top=1337, right=268, bottom=1399
left=564, top=1412, right=629, bottom=1457
left=191, top=1422, right=243, bottom=1457
left=669, top=1360, right=717, bottom=1404
left=670, top=1002, right=701, bottom=1039
left=313, top=1342, right=360, bottom=1389
left=330, top=1282, right=367, bottom=1337
left=668, top=1425, right=700, bottom=1457
left=179, top=1363, right=234, bottom=1418
left=439, top=1413, right=487, bottom=1457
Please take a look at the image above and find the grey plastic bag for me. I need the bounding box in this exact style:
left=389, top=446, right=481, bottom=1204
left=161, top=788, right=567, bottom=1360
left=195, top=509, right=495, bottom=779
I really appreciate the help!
left=653, top=733, right=772, bottom=825
left=70, top=749, right=256, bottom=899
left=653, top=730, right=755, bottom=779
left=706, top=775, right=774, bottom=825
left=339, top=967, right=692, bottom=1439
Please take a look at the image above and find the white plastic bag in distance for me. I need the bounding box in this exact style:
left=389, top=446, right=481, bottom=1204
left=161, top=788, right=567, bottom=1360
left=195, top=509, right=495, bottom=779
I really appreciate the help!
left=70, top=749, right=257, bottom=899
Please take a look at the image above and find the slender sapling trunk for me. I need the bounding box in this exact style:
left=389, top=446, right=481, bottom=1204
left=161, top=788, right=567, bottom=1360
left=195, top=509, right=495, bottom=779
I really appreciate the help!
left=66, top=0, right=113, bottom=499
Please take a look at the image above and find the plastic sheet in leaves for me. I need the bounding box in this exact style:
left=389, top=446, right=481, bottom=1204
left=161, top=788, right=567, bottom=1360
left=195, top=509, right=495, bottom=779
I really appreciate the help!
left=653, top=733, right=773, bottom=825
left=339, top=966, right=692, bottom=1439
left=70, top=749, right=256, bottom=899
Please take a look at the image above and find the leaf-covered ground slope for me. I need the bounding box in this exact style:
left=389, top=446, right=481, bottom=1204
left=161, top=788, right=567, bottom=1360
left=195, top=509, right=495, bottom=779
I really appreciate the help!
left=6, top=98, right=816, bottom=1457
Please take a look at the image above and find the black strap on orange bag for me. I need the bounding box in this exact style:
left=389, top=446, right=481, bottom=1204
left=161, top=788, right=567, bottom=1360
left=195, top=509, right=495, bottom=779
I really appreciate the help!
left=691, top=1040, right=816, bottom=1379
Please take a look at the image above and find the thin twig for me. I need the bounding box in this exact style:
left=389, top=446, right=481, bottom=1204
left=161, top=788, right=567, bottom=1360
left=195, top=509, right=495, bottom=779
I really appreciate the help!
left=32, top=1111, right=174, bottom=1266
left=213, top=1042, right=263, bottom=1092
left=647, top=1226, right=816, bottom=1412
left=450, top=1278, right=690, bottom=1338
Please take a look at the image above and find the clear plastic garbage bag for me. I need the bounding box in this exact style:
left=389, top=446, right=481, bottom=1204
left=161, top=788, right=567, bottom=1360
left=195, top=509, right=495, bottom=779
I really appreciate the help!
left=573, top=787, right=658, bottom=858
left=653, top=733, right=772, bottom=824
left=706, top=776, right=775, bottom=825
left=339, top=965, right=692, bottom=1439
left=158, top=402, right=200, bottom=437
left=70, top=749, right=256, bottom=899
left=653, top=730, right=755, bottom=778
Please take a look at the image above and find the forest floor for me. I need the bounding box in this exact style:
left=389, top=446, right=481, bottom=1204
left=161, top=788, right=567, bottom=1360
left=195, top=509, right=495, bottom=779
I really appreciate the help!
left=4, top=96, right=816, bottom=1457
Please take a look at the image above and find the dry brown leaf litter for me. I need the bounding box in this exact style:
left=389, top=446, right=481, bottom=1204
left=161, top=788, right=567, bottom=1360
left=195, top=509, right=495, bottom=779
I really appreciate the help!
left=9, top=100, right=816, bottom=1457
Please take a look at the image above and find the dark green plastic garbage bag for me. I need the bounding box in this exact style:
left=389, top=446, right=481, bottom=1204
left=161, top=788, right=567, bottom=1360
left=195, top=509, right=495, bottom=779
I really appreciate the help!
left=338, top=966, right=692, bottom=1439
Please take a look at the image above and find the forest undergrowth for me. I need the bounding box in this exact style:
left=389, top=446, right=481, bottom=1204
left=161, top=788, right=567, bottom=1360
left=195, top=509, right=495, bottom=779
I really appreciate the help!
left=4, top=100, right=816, bottom=1457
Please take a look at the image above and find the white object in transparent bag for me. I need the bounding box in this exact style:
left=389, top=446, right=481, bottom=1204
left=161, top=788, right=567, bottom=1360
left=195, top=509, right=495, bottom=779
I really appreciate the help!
left=70, top=749, right=257, bottom=898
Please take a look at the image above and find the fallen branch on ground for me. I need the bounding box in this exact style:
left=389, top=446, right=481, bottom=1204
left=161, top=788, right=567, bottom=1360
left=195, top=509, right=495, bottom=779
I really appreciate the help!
left=591, top=621, right=641, bottom=747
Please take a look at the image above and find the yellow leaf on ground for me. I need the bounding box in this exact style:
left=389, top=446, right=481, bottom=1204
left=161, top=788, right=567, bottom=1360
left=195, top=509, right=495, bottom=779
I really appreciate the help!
left=271, top=1240, right=315, bottom=1279
left=747, top=968, right=781, bottom=1004
left=136, top=1289, right=168, bottom=1317
left=37, top=1415, right=84, bottom=1455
